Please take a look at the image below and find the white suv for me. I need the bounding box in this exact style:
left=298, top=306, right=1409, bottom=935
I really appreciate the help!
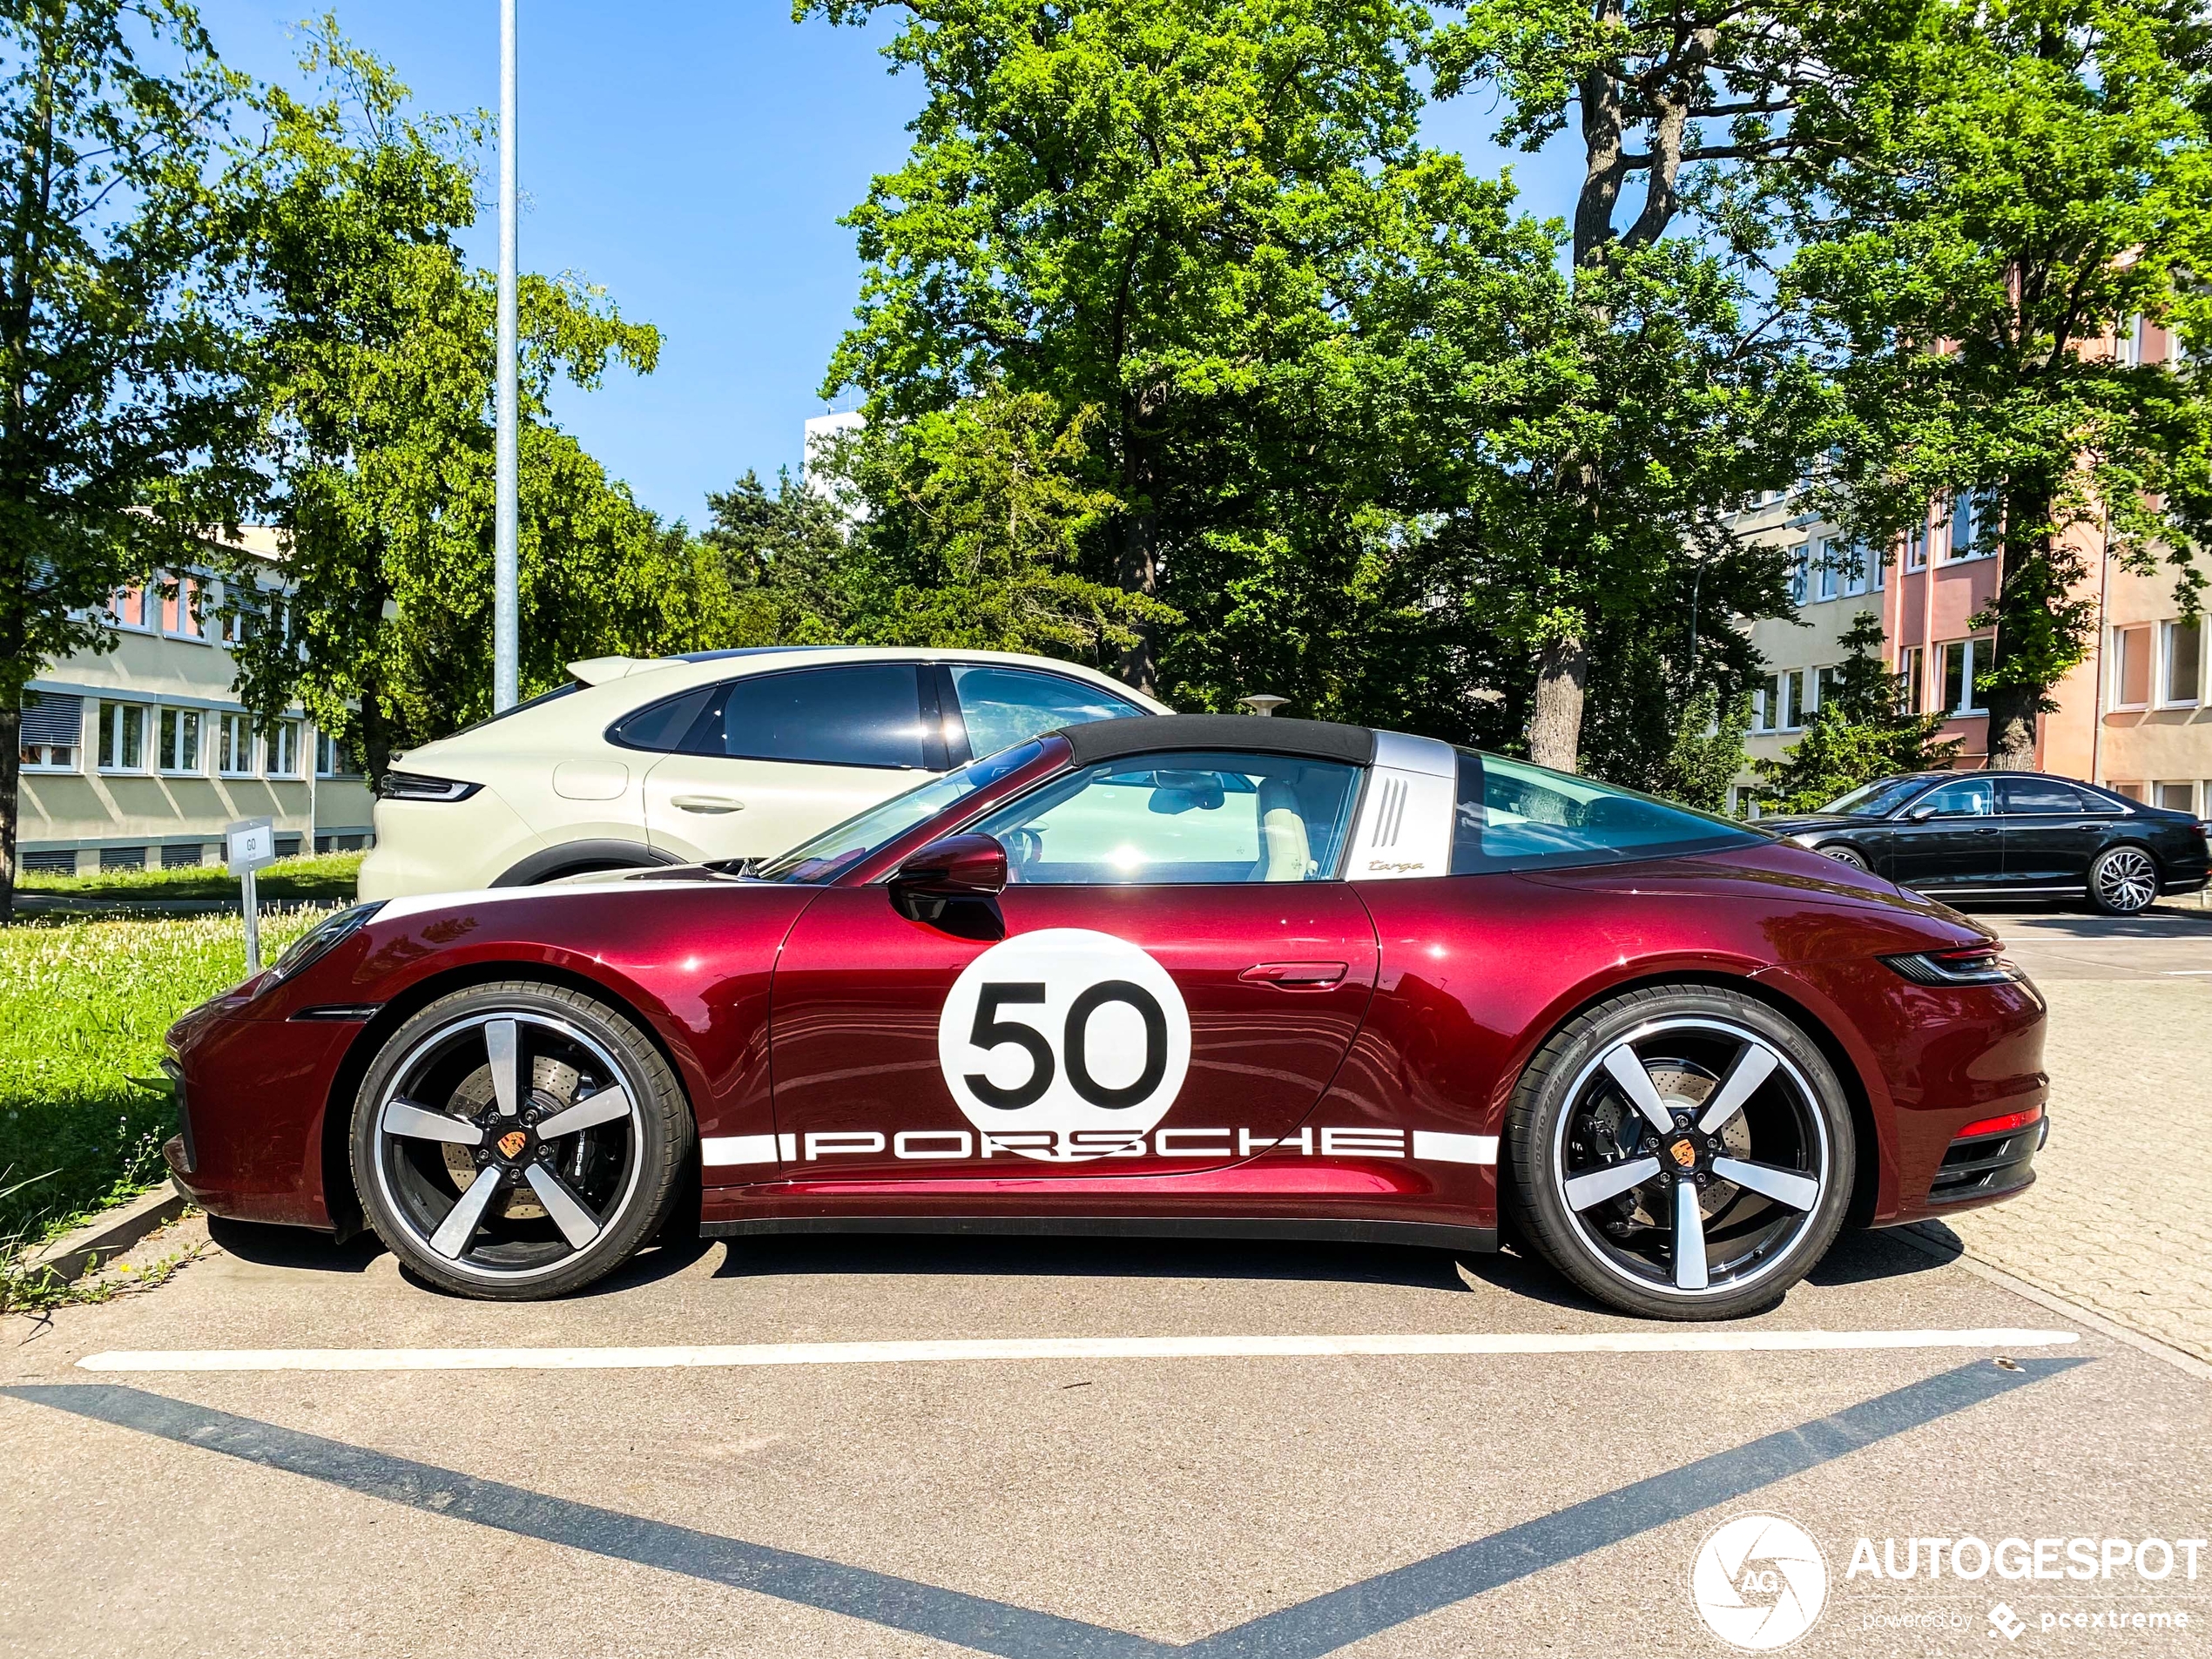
left=356, top=647, right=1167, bottom=898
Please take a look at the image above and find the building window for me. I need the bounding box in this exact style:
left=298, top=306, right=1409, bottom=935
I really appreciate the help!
left=18, top=691, right=81, bottom=771
left=98, top=701, right=148, bottom=772
left=314, top=729, right=357, bottom=778
left=1779, top=668, right=1810, bottom=731
left=1815, top=539, right=1839, bottom=603
left=2109, top=779, right=2147, bottom=803
left=2119, top=314, right=2148, bottom=368
left=2112, top=624, right=2152, bottom=709
left=1898, top=646, right=1925, bottom=713
left=1843, top=541, right=1871, bottom=597
left=1943, top=490, right=1994, bottom=562
left=1814, top=664, right=1842, bottom=711
left=158, top=707, right=203, bottom=773
left=2155, top=781, right=2196, bottom=813
left=2160, top=617, right=2202, bottom=706
left=268, top=718, right=302, bottom=779
left=1905, top=519, right=1929, bottom=572
left=1939, top=637, right=1993, bottom=716
left=217, top=711, right=255, bottom=777
left=107, top=583, right=152, bottom=631
left=159, top=573, right=207, bottom=642
left=1788, top=546, right=1809, bottom=606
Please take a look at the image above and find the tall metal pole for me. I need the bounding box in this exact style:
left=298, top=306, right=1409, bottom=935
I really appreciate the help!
left=493, top=0, right=520, bottom=711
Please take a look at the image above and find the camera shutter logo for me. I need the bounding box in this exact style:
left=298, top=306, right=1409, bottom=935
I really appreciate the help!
left=1690, top=1514, right=1829, bottom=1650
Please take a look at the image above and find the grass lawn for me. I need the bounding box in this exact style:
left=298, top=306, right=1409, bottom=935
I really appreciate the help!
left=0, top=907, right=338, bottom=1244
left=18, top=848, right=363, bottom=902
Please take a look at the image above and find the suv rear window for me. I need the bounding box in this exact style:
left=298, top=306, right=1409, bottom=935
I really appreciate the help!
left=681, top=664, right=929, bottom=769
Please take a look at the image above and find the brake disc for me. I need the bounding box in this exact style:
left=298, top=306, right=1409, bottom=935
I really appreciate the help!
left=438, top=1054, right=583, bottom=1221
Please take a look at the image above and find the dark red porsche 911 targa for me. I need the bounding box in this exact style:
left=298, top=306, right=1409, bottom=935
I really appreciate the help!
left=163, top=715, right=2048, bottom=1318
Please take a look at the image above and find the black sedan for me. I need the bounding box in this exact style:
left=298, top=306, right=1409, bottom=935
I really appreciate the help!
left=1757, top=772, right=2211, bottom=914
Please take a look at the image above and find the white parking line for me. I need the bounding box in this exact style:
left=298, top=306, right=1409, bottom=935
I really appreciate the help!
left=76, top=1327, right=2080, bottom=1372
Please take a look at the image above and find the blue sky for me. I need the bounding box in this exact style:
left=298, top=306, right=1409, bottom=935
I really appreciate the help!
left=194, top=3, right=1581, bottom=529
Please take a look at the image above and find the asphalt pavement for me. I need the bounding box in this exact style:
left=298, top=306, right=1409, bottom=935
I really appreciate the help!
left=3, top=903, right=2206, bottom=1659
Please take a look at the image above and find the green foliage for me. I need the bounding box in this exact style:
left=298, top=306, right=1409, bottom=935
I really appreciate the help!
left=1782, top=0, right=2212, bottom=764
left=0, top=907, right=334, bottom=1241
left=698, top=467, right=854, bottom=646
left=1753, top=610, right=1961, bottom=813
left=216, top=25, right=716, bottom=773
left=1660, top=690, right=1754, bottom=814
left=842, top=391, right=1181, bottom=658
left=0, top=0, right=260, bottom=914
left=802, top=0, right=1567, bottom=722
left=16, top=849, right=361, bottom=900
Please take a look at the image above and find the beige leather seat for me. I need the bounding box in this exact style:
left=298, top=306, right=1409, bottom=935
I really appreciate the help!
left=1255, top=779, right=1312, bottom=881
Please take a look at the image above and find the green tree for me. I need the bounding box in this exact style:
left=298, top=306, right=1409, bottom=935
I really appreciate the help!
left=1784, top=0, right=2212, bottom=768
left=0, top=0, right=254, bottom=921
left=1428, top=0, right=1846, bottom=772
left=1753, top=610, right=1960, bottom=812
left=842, top=389, right=1179, bottom=658
left=801, top=0, right=1561, bottom=712
left=698, top=466, right=853, bottom=645
left=219, top=30, right=693, bottom=775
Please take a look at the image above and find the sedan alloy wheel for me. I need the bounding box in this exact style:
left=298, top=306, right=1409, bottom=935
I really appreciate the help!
left=2089, top=845, right=2159, bottom=915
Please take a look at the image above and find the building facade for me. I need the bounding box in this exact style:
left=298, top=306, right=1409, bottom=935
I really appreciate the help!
left=16, top=528, right=375, bottom=874
left=1730, top=320, right=2212, bottom=816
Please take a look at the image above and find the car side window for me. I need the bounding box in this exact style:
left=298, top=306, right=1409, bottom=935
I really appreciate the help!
left=1450, top=752, right=1757, bottom=874
left=965, top=749, right=1360, bottom=884
left=1998, top=779, right=2100, bottom=815
left=948, top=664, right=1144, bottom=759
left=681, top=665, right=929, bottom=769
left=1919, top=779, right=1997, bottom=817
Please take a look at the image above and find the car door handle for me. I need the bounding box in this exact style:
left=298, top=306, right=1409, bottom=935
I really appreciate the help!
left=1972, top=826, right=2000, bottom=835
left=671, top=794, right=745, bottom=814
left=1240, top=961, right=1348, bottom=988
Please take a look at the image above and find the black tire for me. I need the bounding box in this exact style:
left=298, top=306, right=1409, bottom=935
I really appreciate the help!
left=2087, top=844, right=2159, bottom=916
left=348, top=980, right=692, bottom=1299
left=1505, top=985, right=1856, bottom=1320
left=1817, top=844, right=1871, bottom=872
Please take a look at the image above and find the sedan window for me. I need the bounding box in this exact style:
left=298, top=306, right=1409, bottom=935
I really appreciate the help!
left=1819, top=776, right=1930, bottom=817
left=966, top=750, right=1361, bottom=884
left=1998, top=778, right=2102, bottom=815
left=949, top=664, right=1144, bottom=759
left=1917, top=779, right=1997, bottom=817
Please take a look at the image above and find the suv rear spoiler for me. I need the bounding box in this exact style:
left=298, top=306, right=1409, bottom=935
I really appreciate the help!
left=566, top=655, right=684, bottom=686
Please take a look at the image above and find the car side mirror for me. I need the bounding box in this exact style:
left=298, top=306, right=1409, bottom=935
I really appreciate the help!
left=1906, top=806, right=1938, bottom=822
left=891, top=833, right=1008, bottom=899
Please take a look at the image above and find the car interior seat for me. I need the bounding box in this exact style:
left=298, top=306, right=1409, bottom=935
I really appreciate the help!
left=1255, top=779, right=1312, bottom=881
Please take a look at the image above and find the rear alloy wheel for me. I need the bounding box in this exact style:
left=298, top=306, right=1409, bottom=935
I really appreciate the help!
left=2088, top=845, right=2159, bottom=916
left=350, top=981, right=691, bottom=1298
left=1817, top=844, right=1871, bottom=872
left=1507, top=987, right=1854, bottom=1319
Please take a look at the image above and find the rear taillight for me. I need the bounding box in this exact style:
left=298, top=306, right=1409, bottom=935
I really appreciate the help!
left=376, top=770, right=482, bottom=803
left=1956, top=1104, right=2043, bottom=1140
left=1882, top=944, right=2024, bottom=986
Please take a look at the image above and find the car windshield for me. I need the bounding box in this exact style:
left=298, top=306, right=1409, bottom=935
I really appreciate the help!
left=752, top=741, right=1047, bottom=885
left=1818, top=777, right=1931, bottom=818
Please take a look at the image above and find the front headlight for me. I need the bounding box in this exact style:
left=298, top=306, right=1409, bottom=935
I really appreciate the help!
left=260, top=901, right=385, bottom=992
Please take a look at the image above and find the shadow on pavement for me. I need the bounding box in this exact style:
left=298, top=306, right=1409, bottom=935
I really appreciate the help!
left=207, top=1217, right=386, bottom=1273
left=713, top=1231, right=1477, bottom=1294
left=1954, top=901, right=2212, bottom=937
left=1807, top=1223, right=1960, bottom=1286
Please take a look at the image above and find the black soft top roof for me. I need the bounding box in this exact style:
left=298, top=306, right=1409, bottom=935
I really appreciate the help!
left=1054, top=713, right=1376, bottom=767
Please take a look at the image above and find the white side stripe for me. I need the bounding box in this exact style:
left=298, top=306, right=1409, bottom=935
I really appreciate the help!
left=1411, top=1130, right=1499, bottom=1165
left=77, top=1328, right=2080, bottom=1373
left=700, top=1134, right=778, bottom=1167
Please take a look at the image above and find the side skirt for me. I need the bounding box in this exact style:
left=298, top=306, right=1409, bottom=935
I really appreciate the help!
left=700, top=1213, right=1499, bottom=1254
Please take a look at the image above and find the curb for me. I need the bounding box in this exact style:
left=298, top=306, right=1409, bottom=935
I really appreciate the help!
left=21, top=1184, right=191, bottom=1288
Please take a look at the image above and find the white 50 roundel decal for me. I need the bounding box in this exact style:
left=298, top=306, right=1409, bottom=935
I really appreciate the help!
left=937, top=929, right=1193, bottom=1161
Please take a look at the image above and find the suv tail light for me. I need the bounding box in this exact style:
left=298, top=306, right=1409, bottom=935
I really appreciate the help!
left=376, top=771, right=482, bottom=802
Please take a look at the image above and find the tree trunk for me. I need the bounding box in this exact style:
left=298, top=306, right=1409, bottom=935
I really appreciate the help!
left=1113, top=428, right=1161, bottom=698
left=357, top=685, right=395, bottom=788
left=1984, top=683, right=2037, bottom=771
left=1527, top=635, right=1590, bottom=772
left=0, top=698, right=17, bottom=924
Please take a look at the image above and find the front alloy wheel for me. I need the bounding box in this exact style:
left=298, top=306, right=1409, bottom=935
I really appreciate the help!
left=2088, top=845, right=2158, bottom=915
left=1507, top=988, right=1854, bottom=1319
left=350, top=981, right=691, bottom=1298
